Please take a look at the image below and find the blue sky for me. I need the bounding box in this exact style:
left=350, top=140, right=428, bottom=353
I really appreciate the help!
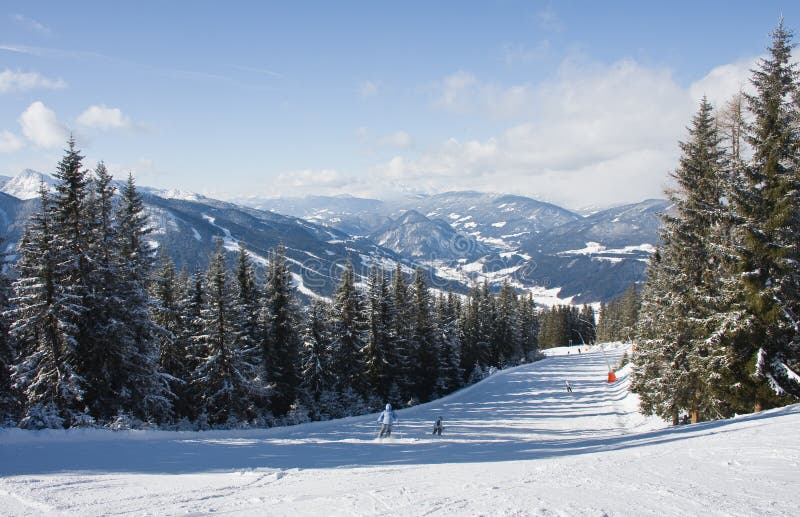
left=1, top=1, right=798, bottom=208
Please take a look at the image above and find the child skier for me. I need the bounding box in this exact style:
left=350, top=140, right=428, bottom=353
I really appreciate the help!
left=432, top=416, right=444, bottom=436
left=377, top=403, right=397, bottom=438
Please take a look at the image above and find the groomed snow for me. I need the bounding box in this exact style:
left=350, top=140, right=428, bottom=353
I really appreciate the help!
left=1, top=344, right=798, bottom=516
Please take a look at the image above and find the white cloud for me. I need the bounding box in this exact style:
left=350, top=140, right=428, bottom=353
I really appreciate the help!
left=381, top=58, right=708, bottom=208
left=11, top=14, right=51, bottom=36
left=278, top=169, right=348, bottom=189
left=503, top=41, right=550, bottom=65
left=18, top=101, right=69, bottom=148
left=379, top=131, right=412, bottom=149
left=359, top=80, right=380, bottom=97
left=435, top=71, right=477, bottom=112
left=77, top=105, right=132, bottom=130
left=0, top=130, right=24, bottom=153
left=0, top=69, right=66, bottom=93
left=434, top=71, right=535, bottom=119
left=689, top=56, right=759, bottom=108
left=535, top=3, right=563, bottom=32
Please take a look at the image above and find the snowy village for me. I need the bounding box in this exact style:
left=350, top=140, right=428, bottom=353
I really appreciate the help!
left=0, top=2, right=798, bottom=515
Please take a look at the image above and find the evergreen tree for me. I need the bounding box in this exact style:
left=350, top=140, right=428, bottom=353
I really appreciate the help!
left=151, top=253, right=191, bottom=419
left=729, top=21, right=800, bottom=406
left=363, top=266, right=394, bottom=400
left=112, top=173, right=172, bottom=423
left=410, top=267, right=438, bottom=402
left=577, top=305, right=597, bottom=345
left=0, top=240, right=17, bottom=424
left=329, top=262, right=366, bottom=402
left=193, top=240, right=262, bottom=426
left=632, top=98, right=729, bottom=422
left=459, top=285, right=482, bottom=381
left=299, top=300, right=333, bottom=419
left=493, top=281, right=522, bottom=366
left=518, top=293, right=539, bottom=360
left=262, top=245, right=301, bottom=416
left=391, top=263, right=414, bottom=400
left=234, top=243, right=261, bottom=352
left=434, top=292, right=463, bottom=395
left=9, top=186, right=85, bottom=428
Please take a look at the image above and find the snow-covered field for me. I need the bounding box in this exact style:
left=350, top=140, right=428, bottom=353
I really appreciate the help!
left=1, top=344, right=798, bottom=516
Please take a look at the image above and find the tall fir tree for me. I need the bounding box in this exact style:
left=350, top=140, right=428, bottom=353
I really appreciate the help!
left=9, top=185, right=85, bottom=428
left=632, top=98, right=729, bottom=422
left=363, top=266, right=395, bottom=400
left=193, top=239, right=262, bottom=426
left=729, top=21, right=800, bottom=406
left=262, top=245, right=301, bottom=416
left=0, top=239, right=17, bottom=424
left=112, top=173, right=172, bottom=423
left=299, top=300, right=333, bottom=419
left=151, top=253, right=192, bottom=419
left=434, top=292, right=463, bottom=396
left=410, top=268, right=438, bottom=402
left=329, top=262, right=367, bottom=405
left=390, top=263, right=413, bottom=401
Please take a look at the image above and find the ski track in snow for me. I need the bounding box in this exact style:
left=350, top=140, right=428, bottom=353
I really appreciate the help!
left=1, top=343, right=799, bottom=516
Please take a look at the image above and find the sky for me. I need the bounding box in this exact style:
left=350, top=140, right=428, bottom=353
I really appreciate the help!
left=1, top=1, right=798, bottom=209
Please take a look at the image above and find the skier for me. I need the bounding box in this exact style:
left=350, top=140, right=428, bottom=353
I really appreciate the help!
left=377, top=403, right=397, bottom=438
left=565, top=380, right=573, bottom=393
left=432, top=416, right=444, bottom=436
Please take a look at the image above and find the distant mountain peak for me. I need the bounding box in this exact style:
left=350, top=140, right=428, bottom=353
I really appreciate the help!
left=1, top=169, right=57, bottom=200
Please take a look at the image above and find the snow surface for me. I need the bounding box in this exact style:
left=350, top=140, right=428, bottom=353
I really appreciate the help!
left=2, top=344, right=798, bottom=516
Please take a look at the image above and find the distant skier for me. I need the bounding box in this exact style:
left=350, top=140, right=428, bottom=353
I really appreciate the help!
left=377, top=403, right=398, bottom=438
left=565, top=380, right=573, bottom=393
left=432, top=416, right=444, bottom=436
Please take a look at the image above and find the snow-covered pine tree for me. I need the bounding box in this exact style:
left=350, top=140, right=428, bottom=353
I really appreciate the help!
left=363, top=266, right=395, bottom=400
left=112, top=173, right=172, bottom=423
left=151, top=253, right=192, bottom=419
left=632, top=248, right=685, bottom=424
left=458, top=284, right=482, bottom=380
left=179, top=266, right=205, bottom=419
left=328, top=261, right=367, bottom=406
left=493, top=280, right=522, bottom=366
left=633, top=98, right=730, bottom=422
left=434, top=292, right=463, bottom=396
left=0, top=239, right=17, bottom=425
left=728, top=21, right=800, bottom=407
left=193, top=239, right=262, bottom=426
left=9, top=185, right=85, bottom=428
left=79, top=161, right=122, bottom=421
left=475, top=280, right=494, bottom=362
left=578, top=305, right=596, bottom=345
left=390, top=263, right=414, bottom=401
left=518, top=293, right=539, bottom=361
left=299, top=299, right=333, bottom=419
left=410, top=267, right=438, bottom=402
left=262, top=245, right=301, bottom=417
left=234, top=243, right=261, bottom=356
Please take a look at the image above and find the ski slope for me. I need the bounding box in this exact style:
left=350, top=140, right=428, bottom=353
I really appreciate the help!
left=1, top=344, right=798, bottom=516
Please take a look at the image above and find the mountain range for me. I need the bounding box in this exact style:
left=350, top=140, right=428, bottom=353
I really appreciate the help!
left=0, top=169, right=670, bottom=303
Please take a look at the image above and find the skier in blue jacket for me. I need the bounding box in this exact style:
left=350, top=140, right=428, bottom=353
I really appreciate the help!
left=377, top=403, right=398, bottom=438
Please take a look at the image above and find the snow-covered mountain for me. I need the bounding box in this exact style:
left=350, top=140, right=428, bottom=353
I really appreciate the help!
left=0, top=170, right=464, bottom=299
left=394, top=191, right=581, bottom=249
left=0, top=169, right=57, bottom=200
left=369, top=210, right=487, bottom=260
left=2, top=343, right=797, bottom=515
left=0, top=169, right=668, bottom=302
